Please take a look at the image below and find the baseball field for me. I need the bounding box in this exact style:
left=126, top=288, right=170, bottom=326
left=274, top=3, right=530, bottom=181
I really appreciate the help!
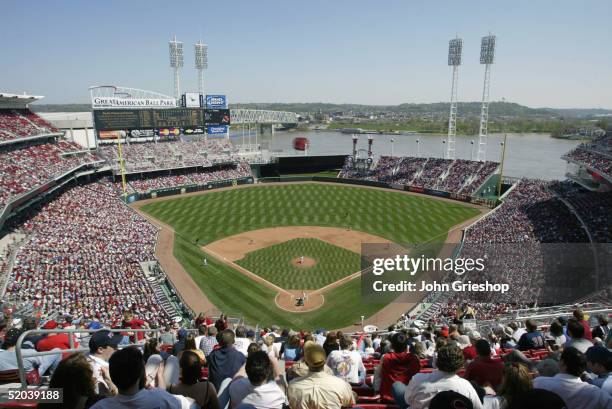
left=138, top=183, right=483, bottom=329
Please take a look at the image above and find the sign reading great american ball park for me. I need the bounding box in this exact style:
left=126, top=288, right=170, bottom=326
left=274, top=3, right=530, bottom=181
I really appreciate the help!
left=92, top=97, right=177, bottom=109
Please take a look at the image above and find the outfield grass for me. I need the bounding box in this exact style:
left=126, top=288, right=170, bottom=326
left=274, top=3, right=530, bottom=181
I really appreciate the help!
left=236, top=238, right=361, bottom=290
left=141, top=183, right=480, bottom=328
left=142, top=184, right=479, bottom=245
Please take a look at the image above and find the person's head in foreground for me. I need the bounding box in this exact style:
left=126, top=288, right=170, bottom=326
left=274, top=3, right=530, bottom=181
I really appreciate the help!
left=109, top=346, right=146, bottom=394
left=220, top=329, right=235, bottom=348
left=429, top=390, right=473, bottom=409
left=560, top=346, right=586, bottom=376
left=89, top=329, right=122, bottom=361
left=496, top=362, right=532, bottom=407
left=179, top=350, right=202, bottom=385
left=586, top=345, right=612, bottom=376
left=303, top=341, right=326, bottom=372
left=390, top=332, right=408, bottom=353
left=39, top=353, right=97, bottom=409
left=246, top=351, right=272, bottom=386
left=436, top=344, right=465, bottom=374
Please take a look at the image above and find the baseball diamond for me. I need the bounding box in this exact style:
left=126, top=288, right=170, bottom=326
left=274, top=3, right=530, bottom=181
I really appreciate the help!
left=138, top=183, right=482, bottom=329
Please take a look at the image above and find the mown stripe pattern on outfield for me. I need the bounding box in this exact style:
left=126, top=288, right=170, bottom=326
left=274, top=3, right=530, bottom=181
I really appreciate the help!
left=236, top=238, right=361, bottom=290
left=141, top=183, right=480, bottom=328
left=142, top=184, right=478, bottom=245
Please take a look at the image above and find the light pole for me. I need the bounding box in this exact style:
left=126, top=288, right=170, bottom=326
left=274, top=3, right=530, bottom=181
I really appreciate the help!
left=496, top=134, right=508, bottom=197
left=446, top=37, right=463, bottom=160
left=416, top=139, right=420, bottom=158
left=470, top=140, right=475, bottom=161
left=477, top=34, right=496, bottom=162
left=391, top=138, right=395, bottom=156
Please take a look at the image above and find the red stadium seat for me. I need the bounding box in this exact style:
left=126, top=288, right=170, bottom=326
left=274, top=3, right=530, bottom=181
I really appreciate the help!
left=0, top=403, right=38, bottom=409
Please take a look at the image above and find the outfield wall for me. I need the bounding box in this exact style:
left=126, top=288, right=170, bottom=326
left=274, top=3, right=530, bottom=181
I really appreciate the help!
left=121, top=176, right=255, bottom=203
left=259, top=176, right=496, bottom=207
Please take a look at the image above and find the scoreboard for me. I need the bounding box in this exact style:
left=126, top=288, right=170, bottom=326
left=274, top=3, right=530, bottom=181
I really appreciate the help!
left=93, top=108, right=229, bottom=131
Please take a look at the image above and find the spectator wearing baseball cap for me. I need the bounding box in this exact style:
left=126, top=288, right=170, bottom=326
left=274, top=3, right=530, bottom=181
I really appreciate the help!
left=88, top=330, right=122, bottom=395
left=0, top=328, right=61, bottom=376
left=430, top=390, right=473, bottom=409
left=585, top=345, right=612, bottom=393
left=517, top=320, right=544, bottom=351
left=36, top=320, right=80, bottom=354
left=288, top=341, right=355, bottom=409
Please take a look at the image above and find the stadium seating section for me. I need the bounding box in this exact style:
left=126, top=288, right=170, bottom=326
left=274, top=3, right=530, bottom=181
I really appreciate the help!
left=340, top=156, right=499, bottom=195
left=0, top=109, right=59, bottom=142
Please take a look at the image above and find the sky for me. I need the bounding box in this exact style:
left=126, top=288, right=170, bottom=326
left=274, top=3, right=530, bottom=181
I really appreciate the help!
left=2, top=0, right=611, bottom=108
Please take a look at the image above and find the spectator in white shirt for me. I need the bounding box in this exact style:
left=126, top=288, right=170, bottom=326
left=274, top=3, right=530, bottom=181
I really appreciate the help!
left=87, top=330, right=122, bottom=395
left=229, top=350, right=286, bottom=409
left=326, top=335, right=365, bottom=385
left=234, top=326, right=251, bottom=357
left=508, top=322, right=526, bottom=344
left=90, top=346, right=197, bottom=409
left=564, top=319, right=594, bottom=354
left=402, top=344, right=483, bottom=409
left=533, top=347, right=612, bottom=409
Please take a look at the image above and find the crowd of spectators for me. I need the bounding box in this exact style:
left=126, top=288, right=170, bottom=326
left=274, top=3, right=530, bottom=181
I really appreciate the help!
left=0, top=306, right=609, bottom=409
left=97, top=139, right=239, bottom=173
left=564, top=134, right=612, bottom=178
left=0, top=109, right=59, bottom=142
left=464, top=179, right=587, bottom=244
left=5, top=181, right=170, bottom=327
left=550, top=180, right=612, bottom=242
left=105, top=163, right=252, bottom=194
left=0, top=140, right=98, bottom=208
left=565, top=149, right=612, bottom=177
left=340, top=156, right=499, bottom=196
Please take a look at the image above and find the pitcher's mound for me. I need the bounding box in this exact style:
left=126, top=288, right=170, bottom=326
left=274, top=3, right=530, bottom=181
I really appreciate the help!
left=291, top=257, right=316, bottom=268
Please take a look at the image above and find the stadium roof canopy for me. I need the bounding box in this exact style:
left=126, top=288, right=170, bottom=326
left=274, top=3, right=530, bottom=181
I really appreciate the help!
left=0, top=92, right=43, bottom=109
left=89, top=85, right=174, bottom=100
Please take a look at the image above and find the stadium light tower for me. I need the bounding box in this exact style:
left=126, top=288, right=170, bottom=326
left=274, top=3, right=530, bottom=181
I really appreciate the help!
left=169, top=36, right=184, bottom=99
left=446, top=37, right=463, bottom=160
left=195, top=40, right=208, bottom=96
left=477, top=34, right=496, bottom=162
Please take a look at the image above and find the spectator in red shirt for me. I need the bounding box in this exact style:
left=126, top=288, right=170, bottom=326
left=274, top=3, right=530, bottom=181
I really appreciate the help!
left=465, top=339, right=504, bottom=390
left=121, top=312, right=148, bottom=343
left=37, top=320, right=79, bottom=355
left=381, top=332, right=420, bottom=403
left=462, top=331, right=481, bottom=362
left=574, top=309, right=593, bottom=341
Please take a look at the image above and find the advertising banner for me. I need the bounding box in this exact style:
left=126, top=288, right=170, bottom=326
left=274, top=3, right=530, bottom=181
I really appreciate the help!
left=92, top=97, right=176, bottom=109
left=206, top=125, right=229, bottom=136
left=129, top=129, right=155, bottom=138
left=205, top=95, right=228, bottom=109
left=157, top=128, right=181, bottom=137
left=182, top=127, right=206, bottom=135
left=98, top=130, right=127, bottom=140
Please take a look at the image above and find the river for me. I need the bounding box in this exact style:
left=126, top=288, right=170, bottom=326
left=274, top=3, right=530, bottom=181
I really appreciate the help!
left=249, top=130, right=580, bottom=180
